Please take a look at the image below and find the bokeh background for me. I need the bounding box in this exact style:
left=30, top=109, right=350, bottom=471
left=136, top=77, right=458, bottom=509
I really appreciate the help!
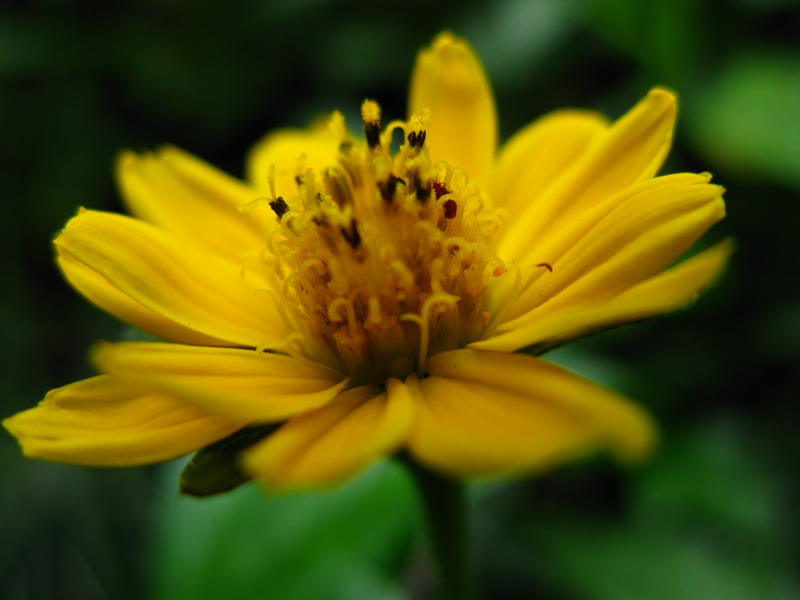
left=2, top=0, right=799, bottom=598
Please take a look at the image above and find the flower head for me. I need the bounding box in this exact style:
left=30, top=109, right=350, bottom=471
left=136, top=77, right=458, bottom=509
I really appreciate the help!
left=4, top=32, right=728, bottom=491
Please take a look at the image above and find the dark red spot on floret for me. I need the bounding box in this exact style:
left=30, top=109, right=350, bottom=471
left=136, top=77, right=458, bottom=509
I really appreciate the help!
left=443, top=199, right=457, bottom=219
left=433, top=181, right=449, bottom=199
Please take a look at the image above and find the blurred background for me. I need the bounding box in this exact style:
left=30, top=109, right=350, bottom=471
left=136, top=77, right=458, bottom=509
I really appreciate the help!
left=1, top=0, right=798, bottom=598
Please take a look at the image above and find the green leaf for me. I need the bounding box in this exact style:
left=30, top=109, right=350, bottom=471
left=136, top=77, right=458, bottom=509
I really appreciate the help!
left=688, top=52, right=800, bottom=190
left=516, top=421, right=794, bottom=600
left=152, top=460, right=416, bottom=600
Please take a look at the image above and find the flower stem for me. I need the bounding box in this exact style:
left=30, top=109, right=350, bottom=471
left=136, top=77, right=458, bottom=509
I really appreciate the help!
left=403, top=456, right=477, bottom=600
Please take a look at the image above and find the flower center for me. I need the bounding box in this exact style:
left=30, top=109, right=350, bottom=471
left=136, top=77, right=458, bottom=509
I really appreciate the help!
left=264, top=101, right=506, bottom=384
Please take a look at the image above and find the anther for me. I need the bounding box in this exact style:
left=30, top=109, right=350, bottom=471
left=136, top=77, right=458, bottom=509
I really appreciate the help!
left=443, top=199, right=457, bottom=219
left=322, top=167, right=352, bottom=207
left=340, top=219, right=361, bottom=249
left=269, top=196, right=290, bottom=219
left=381, top=175, right=403, bottom=203
left=410, top=172, right=430, bottom=202
left=407, top=130, right=426, bottom=150
left=361, top=100, right=382, bottom=149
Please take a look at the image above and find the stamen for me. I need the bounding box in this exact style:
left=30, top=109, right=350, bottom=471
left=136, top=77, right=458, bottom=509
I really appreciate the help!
left=281, top=272, right=303, bottom=299
left=238, top=196, right=268, bottom=212
left=443, top=236, right=476, bottom=255
left=389, top=259, right=415, bottom=291
left=328, top=297, right=357, bottom=334
left=267, top=164, right=278, bottom=199
left=323, top=167, right=352, bottom=207
left=461, top=193, right=483, bottom=216
left=329, top=111, right=347, bottom=141
left=267, top=230, right=292, bottom=256
left=269, top=196, right=290, bottom=219
left=433, top=181, right=450, bottom=200
left=340, top=219, right=361, bottom=249
left=380, top=175, right=403, bottom=203
left=381, top=120, right=407, bottom=148
left=476, top=212, right=503, bottom=236
left=443, top=199, right=457, bottom=219
left=407, top=130, right=426, bottom=149
left=238, top=254, right=269, bottom=282
left=434, top=160, right=454, bottom=187
left=450, top=167, right=470, bottom=189
left=401, top=293, right=459, bottom=373
left=253, top=106, right=502, bottom=383
left=361, top=100, right=382, bottom=149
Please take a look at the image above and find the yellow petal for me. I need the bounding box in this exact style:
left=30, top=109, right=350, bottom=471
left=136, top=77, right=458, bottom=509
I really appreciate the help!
left=495, top=173, right=725, bottom=322
left=247, top=122, right=340, bottom=199
left=409, top=32, right=497, bottom=187
left=406, top=350, right=655, bottom=477
left=117, top=147, right=273, bottom=263
left=491, top=110, right=608, bottom=215
left=55, top=209, right=289, bottom=349
left=2, top=376, right=244, bottom=466
left=474, top=240, right=732, bottom=352
left=500, top=88, right=677, bottom=262
left=243, top=380, right=413, bottom=490
left=93, top=342, right=347, bottom=422
left=57, top=247, right=229, bottom=346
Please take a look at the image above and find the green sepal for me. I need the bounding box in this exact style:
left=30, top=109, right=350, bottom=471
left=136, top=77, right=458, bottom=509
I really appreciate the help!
left=179, top=424, right=281, bottom=497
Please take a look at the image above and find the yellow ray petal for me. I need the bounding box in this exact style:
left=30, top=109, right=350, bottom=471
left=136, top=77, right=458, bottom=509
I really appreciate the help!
left=500, top=88, right=677, bottom=262
left=409, top=32, right=497, bottom=187
left=406, top=350, right=655, bottom=477
left=57, top=248, right=230, bottom=346
left=93, top=342, right=347, bottom=422
left=243, top=380, right=413, bottom=490
left=247, top=123, right=341, bottom=199
left=494, top=173, right=725, bottom=322
left=2, top=376, right=244, bottom=466
left=475, top=240, right=732, bottom=353
left=55, top=209, right=289, bottom=349
left=117, top=147, right=272, bottom=263
left=491, top=110, right=608, bottom=215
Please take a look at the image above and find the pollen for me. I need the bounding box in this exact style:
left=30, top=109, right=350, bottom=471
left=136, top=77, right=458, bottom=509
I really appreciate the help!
left=262, top=103, right=507, bottom=384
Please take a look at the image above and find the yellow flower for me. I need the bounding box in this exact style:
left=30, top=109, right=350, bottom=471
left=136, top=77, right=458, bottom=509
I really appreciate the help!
left=4, top=32, right=728, bottom=491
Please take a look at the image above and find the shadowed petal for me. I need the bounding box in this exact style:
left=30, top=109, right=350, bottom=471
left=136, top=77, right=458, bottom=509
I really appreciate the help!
left=247, top=123, right=341, bottom=200
left=409, top=32, right=496, bottom=187
left=500, top=88, right=677, bottom=262
left=2, top=376, right=244, bottom=466
left=406, top=350, right=655, bottom=477
left=93, top=342, right=347, bottom=422
left=491, top=110, right=608, bottom=215
left=56, top=209, right=289, bottom=349
left=117, top=147, right=273, bottom=263
left=243, top=380, right=413, bottom=489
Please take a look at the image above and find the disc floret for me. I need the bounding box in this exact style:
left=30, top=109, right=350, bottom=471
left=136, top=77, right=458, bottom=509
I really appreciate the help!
left=265, top=101, right=507, bottom=384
